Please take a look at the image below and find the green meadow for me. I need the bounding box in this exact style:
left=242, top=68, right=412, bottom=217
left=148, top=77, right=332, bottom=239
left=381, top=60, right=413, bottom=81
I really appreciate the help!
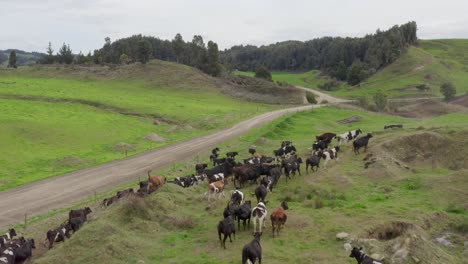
left=32, top=107, right=467, bottom=263
left=0, top=61, right=278, bottom=190
left=236, top=39, right=468, bottom=98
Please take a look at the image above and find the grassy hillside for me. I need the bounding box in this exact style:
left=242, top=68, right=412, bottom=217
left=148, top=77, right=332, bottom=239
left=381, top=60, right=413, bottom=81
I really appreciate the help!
left=237, top=39, right=468, bottom=98
left=0, top=61, right=284, bottom=190
left=31, top=107, right=467, bottom=263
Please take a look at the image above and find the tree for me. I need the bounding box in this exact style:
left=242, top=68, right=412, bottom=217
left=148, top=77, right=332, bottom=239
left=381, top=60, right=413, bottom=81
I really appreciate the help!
left=119, top=53, right=130, bottom=65
left=440, top=82, right=456, bottom=101
left=8, top=50, right=17, bottom=68
left=45, top=42, right=55, bottom=64
left=373, top=91, right=388, bottom=112
left=254, top=66, right=272, bottom=81
left=137, top=39, right=152, bottom=64
left=172, top=33, right=184, bottom=63
left=75, top=52, right=85, bottom=64
left=58, top=43, right=73, bottom=64
left=206, top=41, right=221, bottom=76
left=347, top=62, right=368, bottom=85
left=335, top=61, right=348, bottom=81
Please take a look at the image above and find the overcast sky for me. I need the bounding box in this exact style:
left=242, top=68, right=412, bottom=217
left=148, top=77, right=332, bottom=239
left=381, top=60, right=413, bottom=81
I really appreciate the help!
left=1, top=0, right=467, bottom=53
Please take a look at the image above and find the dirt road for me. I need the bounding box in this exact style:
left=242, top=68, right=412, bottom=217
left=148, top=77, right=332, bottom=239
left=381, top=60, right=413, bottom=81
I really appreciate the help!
left=294, top=86, right=350, bottom=104
left=0, top=104, right=335, bottom=229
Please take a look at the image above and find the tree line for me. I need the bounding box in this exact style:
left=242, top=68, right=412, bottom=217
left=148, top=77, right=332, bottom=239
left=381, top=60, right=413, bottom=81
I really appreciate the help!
left=221, top=21, right=418, bottom=84
left=37, top=34, right=222, bottom=77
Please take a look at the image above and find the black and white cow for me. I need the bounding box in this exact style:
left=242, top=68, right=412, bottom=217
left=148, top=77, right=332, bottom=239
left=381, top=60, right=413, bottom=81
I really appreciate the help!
left=312, top=140, right=330, bottom=151
left=336, top=129, right=363, bottom=145
left=321, top=146, right=340, bottom=168
left=46, top=224, right=72, bottom=249
left=252, top=202, right=268, bottom=234
left=231, top=189, right=245, bottom=205
left=195, top=163, right=208, bottom=174
left=0, top=248, right=15, bottom=264
left=349, top=247, right=383, bottom=264
left=0, top=229, right=17, bottom=248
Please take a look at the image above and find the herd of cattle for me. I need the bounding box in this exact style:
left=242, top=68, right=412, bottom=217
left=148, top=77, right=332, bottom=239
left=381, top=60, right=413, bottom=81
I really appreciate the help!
left=0, top=125, right=395, bottom=263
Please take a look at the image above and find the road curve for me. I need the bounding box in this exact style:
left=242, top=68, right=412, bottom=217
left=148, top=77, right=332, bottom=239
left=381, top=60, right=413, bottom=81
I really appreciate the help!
left=0, top=104, right=328, bottom=229
left=294, top=86, right=350, bottom=104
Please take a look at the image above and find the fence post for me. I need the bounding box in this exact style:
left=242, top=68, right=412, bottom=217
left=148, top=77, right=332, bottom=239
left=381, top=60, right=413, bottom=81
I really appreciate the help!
left=24, top=213, right=27, bottom=229
left=94, top=190, right=97, bottom=202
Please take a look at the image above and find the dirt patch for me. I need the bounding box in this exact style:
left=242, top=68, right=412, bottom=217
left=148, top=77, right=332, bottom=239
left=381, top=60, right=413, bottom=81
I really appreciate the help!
left=337, top=115, right=362, bottom=124
left=144, top=133, right=166, bottom=142
left=368, top=221, right=414, bottom=241
left=55, top=156, right=86, bottom=168
left=450, top=95, right=468, bottom=107
left=394, top=99, right=468, bottom=118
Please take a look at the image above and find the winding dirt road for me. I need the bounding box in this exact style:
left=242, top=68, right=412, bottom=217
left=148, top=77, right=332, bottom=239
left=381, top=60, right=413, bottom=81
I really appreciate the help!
left=0, top=103, right=338, bottom=229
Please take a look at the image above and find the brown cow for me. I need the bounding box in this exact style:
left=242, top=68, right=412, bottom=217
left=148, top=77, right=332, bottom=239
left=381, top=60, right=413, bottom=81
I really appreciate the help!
left=147, top=170, right=167, bottom=192
left=206, top=179, right=225, bottom=200
left=270, top=201, right=289, bottom=237
left=316, top=132, right=336, bottom=142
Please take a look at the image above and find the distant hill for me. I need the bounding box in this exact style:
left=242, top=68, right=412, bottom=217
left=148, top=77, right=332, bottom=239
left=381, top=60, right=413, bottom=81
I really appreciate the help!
left=0, top=49, right=45, bottom=66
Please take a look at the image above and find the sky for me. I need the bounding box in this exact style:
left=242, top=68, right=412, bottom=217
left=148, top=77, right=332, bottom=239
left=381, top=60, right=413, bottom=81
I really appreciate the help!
left=1, top=0, right=467, bottom=53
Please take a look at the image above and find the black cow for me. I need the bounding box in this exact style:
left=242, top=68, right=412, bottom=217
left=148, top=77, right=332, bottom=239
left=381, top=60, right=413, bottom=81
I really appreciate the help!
left=260, top=176, right=273, bottom=192
left=255, top=185, right=268, bottom=204
left=242, top=232, right=262, bottom=264
left=209, top=147, right=220, bottom=165
left=14, top=238, right=35, bottom=263
left=235, top=201, right=252, bottom=230
left=248, top=148, right=256, bottom=156
left=282, top=155, right=303, bottom=181
left=205, top=159, right=236, bottom=183
left=305, top=153, right=321, bottom=173
left=349, top=247, right=383, bottom=264
left=69, top=207, right=92, bottom=221
left=69, top=215, right=86, bottom=233
left=384, top=124, right=403, bottom=129
left=218, top=215, right=236, bottom=249
left=312, top=139, right=330, bottom=151
left=102, top=195, right=119, bottom=207
left=267, top=166, right=282, bottom=188
left=353, top=133, right=373, bottom=154
left=117, top=188, right=134, bottom=199
left=226, top=151, right=239, bottom=159
left=195, top=163, right=208, bottom=174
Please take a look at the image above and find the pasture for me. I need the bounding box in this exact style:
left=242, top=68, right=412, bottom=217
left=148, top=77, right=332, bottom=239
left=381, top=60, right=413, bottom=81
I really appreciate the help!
left=28, top=106, right=467, bottom=263
left=236, top=39, right=468, bottom=99
left=0, top=61, right=278, bottom=190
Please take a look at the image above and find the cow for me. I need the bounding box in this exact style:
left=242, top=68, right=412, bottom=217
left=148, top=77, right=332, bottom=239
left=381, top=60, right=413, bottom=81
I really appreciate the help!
left=270, top=201, right=289, bottom=237
left=68, top=207, right=92, bottom=221
left=0, top=229, right=17, bottom=248
left=170, top=175, right=198, bottom=188
left=274, top=145, right=297, bottom=161
left=281, top=141, right=292, bottom=147
left=242, top=232, right=262, bottom=264
left=209, top=147, right=220, bottom=164
left=102, top=195, right=119, bottom=207
left=0, top=248, right=15, bottom=264
left=252, top=202, right=268, bottom=235
left=321, top=146, right=340, bottom=168
left=231, top=189, right=245, bottom=206
left=260, top=176, right=273, bottom=192
left=236, top=201, right=252, bottom=230
left=217, top=215, right=236, bottom=249
left=233, top=165, right=262, bottom=188
left=316, top=133, right=336, bottom=142
left=116, top=188, right=134, bottom=199
left=46, top=224, right=72, bottom=249
left=267, top=166, right=282, bottom=188
left=14, top=238, right=35, bottom=263
left=212, top=157, right=227, bottom=166
left=305, top=153, right=321, bottom=173
left=205, top=159, right=236, bottom=183
left=248, top=148, right=256, bottom=156
left=353, top=133, right=373, bottom=155
left=282, top=155, right=302, bottom=182
left=195, top=163, right=208, bottom=174
left=349, top=247, right=383, bottom=264
left=226, top=151, right=239, bottom=159
left=206, top=180, right=225, bottom=200
left=336, top=129, right=363, bottom=145
left=147, top=170, right=167, bottom=192
left=312, top=139, right=330, bottom=151
left=384, top=124, right=403, bottom=129
left=255, top=185, right=268, bottom=204
left=69, top=215, right=86, bottom=233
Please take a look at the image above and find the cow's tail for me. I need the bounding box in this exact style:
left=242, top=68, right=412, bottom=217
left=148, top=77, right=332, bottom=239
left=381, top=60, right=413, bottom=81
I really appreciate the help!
left=147, top=170, right=152, bottom=179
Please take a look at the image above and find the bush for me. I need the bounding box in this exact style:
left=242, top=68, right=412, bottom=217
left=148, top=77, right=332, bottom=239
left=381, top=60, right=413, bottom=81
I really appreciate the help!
left=416, top=84, right=430, bottom=91
left=306, top=92, right=317, bottom=104
left=254, top=66, right=272, bottom=81
left=320, top=99, right=328, bottom=104
left=440, top=82, right=456, bottom=101
left=318, top=79, right=340, bottom=91
left=373, top=91, right=388, bottom=112
left=357, top=96, right=370, bottom=108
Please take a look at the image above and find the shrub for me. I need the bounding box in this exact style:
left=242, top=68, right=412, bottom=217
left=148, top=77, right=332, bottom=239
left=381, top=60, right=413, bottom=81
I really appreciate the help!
left=373, top=91, right=388, bottom=112
left=254, top=66, right=272, bottom=81
left=416, top=84, right=430, bottom=91
left=318, top=79, right=340, bottom=91
left=440, top=82, right=456, bottom=101
left=306, top=92, right=317, bottom=104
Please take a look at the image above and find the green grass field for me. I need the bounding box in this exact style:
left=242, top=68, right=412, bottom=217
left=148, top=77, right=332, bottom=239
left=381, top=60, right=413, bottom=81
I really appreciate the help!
left=32, top=107, right=467, bottom=263
left=236, top=39, right=468, bottom=99
left=0, top=61, right=278, bottom=190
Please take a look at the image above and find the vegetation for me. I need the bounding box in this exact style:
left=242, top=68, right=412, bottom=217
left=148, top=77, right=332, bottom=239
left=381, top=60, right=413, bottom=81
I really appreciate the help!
left=8, top=50, right=17, bottom=68
left=254, top=66, right=272, bottom=81
left=373, top=91, right=388, bottom=112
left=305, top=92, right=317, bottom=104
left=30, top=107, right=467, bottom=263
left=440, top=82, right=456, bottom=101
left=222, top=22, right=417, bottom=84
left=0, top=61, right=277, bottom=190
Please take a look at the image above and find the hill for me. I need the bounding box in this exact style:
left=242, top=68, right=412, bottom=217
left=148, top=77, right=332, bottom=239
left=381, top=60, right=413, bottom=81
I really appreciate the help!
left=27, top=106, right=467, bottom=263
left=0, top=61, right=303, bottom=191
left=242, top=39, right=468, bottom=98
left=0, top=49, right=45, bottom=66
